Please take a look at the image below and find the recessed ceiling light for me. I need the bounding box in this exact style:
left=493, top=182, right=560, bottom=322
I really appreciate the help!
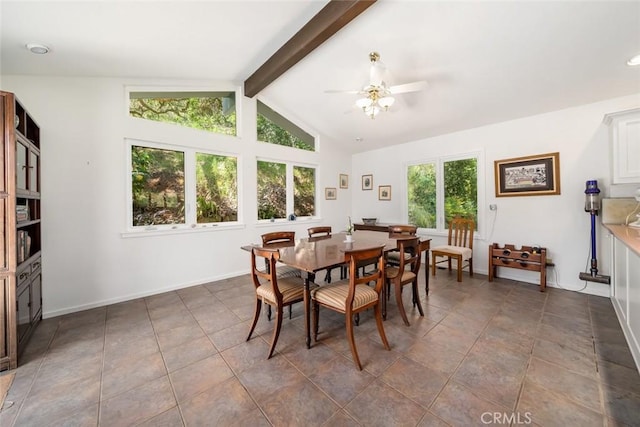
left=627, top=54, right=640, bottom=66
left=355, top=137, right=363, bottom=142
left=26, top=43, right=50, bottom=55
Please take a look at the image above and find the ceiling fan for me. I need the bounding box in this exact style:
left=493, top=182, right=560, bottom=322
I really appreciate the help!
left=326, top=52, right=427, bottom=119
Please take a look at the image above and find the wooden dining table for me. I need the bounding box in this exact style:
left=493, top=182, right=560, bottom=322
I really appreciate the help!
left=242, top=230, right=430, bottom=348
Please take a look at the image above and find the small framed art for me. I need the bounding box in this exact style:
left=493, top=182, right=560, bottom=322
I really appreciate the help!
left=378, top=185, right=391, bottom=201
left=340, top=174, right=348, bottom=189
left=362, top=174, right=373, bottom=190
left=325, top=187, right=337, bottom=200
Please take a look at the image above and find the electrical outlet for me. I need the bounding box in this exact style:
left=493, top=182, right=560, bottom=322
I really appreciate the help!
left=489, top=204, right=497, bottom=211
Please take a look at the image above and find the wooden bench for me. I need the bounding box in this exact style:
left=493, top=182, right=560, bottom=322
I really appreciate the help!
left=488, top=243, right=548, bottom=291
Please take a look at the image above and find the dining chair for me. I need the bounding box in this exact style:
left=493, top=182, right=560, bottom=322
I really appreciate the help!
left=247, top=247, right=316, bottom=359
left=386, top=224, right=418, bottom=266
left=307, top=226, right=344, bottom=282
left=431, top=217, right=475, bottom=282
left=261, top=231, right=300, bottom=320
left=384, top=237, right=424, bottom=326
left=311, top=245, right=390, bottom=370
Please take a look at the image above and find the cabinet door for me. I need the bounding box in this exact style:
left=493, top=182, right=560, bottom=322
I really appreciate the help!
left=29, top=151, right=39, bottom=194
left=16, top=283, right=30, bottom=343
left=16, top=141, right=28, bottom=191
left=608, top=109, right=640, bottom=184
left=0, top=277, right=7, bottom=362
left=30, top=273, right=41, bottom=322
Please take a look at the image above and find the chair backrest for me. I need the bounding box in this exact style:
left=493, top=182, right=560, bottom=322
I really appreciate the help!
left=307, top=226, right=331, bottom=238
left=250, top=247, right=283, bottom=299
left=261, top=231, right=295, bottom=247
left=344, top=246, right=386, bottom=304
left=395, top=237, right=421, bottom=276
left=447, top=217, right=475, bottom=250
left=388, top=224, right=417, bottom=238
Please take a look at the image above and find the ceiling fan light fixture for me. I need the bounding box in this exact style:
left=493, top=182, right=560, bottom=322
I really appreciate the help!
left=364, top=105, right=380, bottom=119
left=356, top=97, right=373, bottom=109
left=378, top=96, right=395, bottom=110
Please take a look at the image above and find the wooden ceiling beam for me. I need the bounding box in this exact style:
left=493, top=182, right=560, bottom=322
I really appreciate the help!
left=244, top=0, right=376, bottom=98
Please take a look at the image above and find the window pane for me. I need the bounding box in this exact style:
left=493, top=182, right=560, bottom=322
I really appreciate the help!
left=257, top=101, right=314, bottom=151
left=196, top=153, right=238, bottom=223
left=257, top=161, right=286, bottom=220
left=294, top=166, right=315, bottom=217
left=131, top=146, right=185, bottom=226
left=407, top=163, right=436, bottom=228
left=444, top=158, right=478, bottom=226
left=129, top=91, right=236, bottom=136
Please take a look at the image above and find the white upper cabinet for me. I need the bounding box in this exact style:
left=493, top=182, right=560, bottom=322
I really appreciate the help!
left=604, top=108, right=640, bottom=184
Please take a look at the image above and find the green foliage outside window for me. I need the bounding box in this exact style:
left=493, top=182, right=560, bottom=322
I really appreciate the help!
left=132, top=146, right=185, bottom=226
left=257, top=101, right=314, bottom=151
left=257, top=161, right=286, bottom=220
left=294, top=166, right=315, bottom=217
left=130, top=93, right=236, bottom=136
left=407, top=158, right=477, bottom=229
left=196, top=153, right=238, bottom=223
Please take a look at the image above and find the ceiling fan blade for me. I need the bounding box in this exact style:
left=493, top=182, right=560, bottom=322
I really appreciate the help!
left=389, top=81, right=428, bottom=94
left=324, top=89, right=361, bottom=94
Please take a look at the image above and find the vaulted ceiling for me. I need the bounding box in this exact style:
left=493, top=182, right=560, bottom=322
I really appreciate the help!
left=2, top=1, right=639, bottom=153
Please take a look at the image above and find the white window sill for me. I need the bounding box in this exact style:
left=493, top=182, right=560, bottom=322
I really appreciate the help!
left=121, top=223, right=245, bottom=238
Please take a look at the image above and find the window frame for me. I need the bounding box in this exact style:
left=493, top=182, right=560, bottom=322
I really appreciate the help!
left=403, top=150, right=484, bottom=237
left=125, top=137, right=243, bottom=235
left=256, top=157, right=318, bottom=223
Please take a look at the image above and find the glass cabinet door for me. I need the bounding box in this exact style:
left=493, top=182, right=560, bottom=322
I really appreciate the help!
left=16, top=141, right=27, bottom=191
left=29, top=151, right=39, bottom=193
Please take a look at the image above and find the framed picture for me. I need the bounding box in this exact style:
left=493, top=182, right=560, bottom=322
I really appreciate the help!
left=378, top=185, right=391, bottom=200
left=339, top=174, right=348, bottom=189
left=362, top=174, right=373, bottom=190
left=325, top=187, right=337, bottom=200
left=495, top=152, right=560, bottom=197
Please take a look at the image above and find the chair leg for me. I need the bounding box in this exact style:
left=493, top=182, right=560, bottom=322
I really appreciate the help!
left=447, top=257, right=452, bottom=271
left=346, top=311, right=362, bottom=370
left=312, top=301, right=320, bottom=341
left=413, top=280, right=424, bottom=317
left=246, top=299, right=262, bottom=341
left=267, top=305, right=272, bottom=321
left=395, top=283, right=410, bottom=326
left=374, top=303, right=390, bottom=351
left=289, top=305, right=292, bottom=319
left=469, top=258, right=473, bottom=277
left=267, top=305, right=283, bottom=359
left=382, top=280, right=388, bottom=320
left=456, top=255, right=462, bottom=282
left=431, top=254, right=437, bottom=276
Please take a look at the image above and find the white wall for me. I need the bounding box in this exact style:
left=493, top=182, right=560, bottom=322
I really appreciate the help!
left=2, top=75, right=353, bottom=317
left=352, top=94, right=640, bottom=296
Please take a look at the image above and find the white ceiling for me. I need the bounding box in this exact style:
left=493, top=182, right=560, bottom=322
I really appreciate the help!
left=2, top=0, right=640, bottom=153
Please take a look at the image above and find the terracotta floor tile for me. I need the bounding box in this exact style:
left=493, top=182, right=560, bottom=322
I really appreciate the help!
left=5, top=276, right=632, bottom=426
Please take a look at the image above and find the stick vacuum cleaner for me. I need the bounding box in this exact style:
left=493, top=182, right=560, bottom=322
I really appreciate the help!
left=579, top=180, right=611, bottom=284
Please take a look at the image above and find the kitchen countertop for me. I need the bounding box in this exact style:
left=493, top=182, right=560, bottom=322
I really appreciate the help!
left=604, top=224, right=640, bottom=257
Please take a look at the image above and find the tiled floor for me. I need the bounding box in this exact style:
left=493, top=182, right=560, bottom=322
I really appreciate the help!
left=1, top=270, right=639, bottom=426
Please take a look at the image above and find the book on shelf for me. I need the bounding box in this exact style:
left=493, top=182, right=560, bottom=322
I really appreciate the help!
left=16, top=204, right=29, bottom=222
left=17, top=230, right=30, bottom=263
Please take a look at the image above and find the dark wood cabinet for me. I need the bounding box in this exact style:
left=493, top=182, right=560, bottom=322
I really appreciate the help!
left=1, top=91, right=42, bottom=371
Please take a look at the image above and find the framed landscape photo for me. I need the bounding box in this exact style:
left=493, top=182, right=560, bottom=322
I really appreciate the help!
left=362, top=174, right=373, bottom=190
left=325, top=187, right=337, bottom=200
left=378, top=185, right=391, bottom=200
left=495, top=152, right=560, bottom=197
left=340, top=174, right=348, bottom=189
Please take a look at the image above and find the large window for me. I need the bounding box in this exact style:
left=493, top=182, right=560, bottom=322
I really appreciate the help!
left=130, top=141, right=238, bottom=228
left=257, top=100, right=315, bottom=151
left=257, top=160, right=316, bottom=220
left=407, top=154, right=478, bottom=231
left=129, top=91, right=236, bottom=136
